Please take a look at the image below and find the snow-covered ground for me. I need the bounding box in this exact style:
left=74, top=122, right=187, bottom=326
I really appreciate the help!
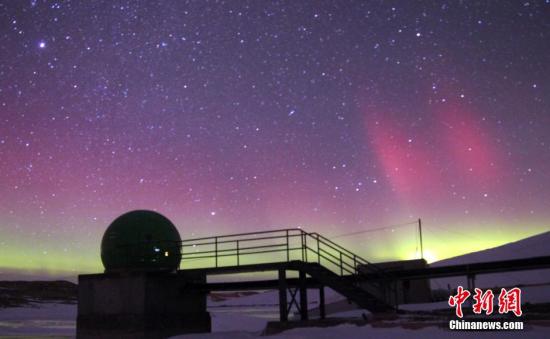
left=0, top=302, right=75, bottom=337
left=1, top=290, right=548, bottom=338
left=1, top=231, right=549, bottom=337
left=430, top=231, right=550, bottom=303
left=172, top=323, right=549, bottom=339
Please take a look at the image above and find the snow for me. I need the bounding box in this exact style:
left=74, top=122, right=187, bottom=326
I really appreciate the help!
left=170, top=322, right=550, bottom=338
left=432, top=232, right=550, bottom=265
left=0, top=302, right=75, bottom=337
left=1, top=297, right=549, bottom=338
left=249, top=324, right=548, bottom=338
left=1, top=232, right=549, bottom=337
left=429, top=231, right=550, bottom=304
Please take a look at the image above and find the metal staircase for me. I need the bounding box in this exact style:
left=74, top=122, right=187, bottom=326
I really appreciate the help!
left=177, top=228, right=397, bottom=314
left=295, top=261, right=393, bottom=312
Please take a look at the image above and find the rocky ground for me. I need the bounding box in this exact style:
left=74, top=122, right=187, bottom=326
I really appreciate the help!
left=0, top=281, right=77, bottom=308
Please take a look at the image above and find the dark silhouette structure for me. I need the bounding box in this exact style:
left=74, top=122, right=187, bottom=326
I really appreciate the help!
left=101, top=210, right=182, bottom=272
left=77, top=211, right=550, bottom=338
left=77, top=210, right=210, bottom=339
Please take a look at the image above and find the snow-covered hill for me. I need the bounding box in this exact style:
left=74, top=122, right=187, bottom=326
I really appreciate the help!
left=432, top=231, right=550, bottom=266
left=430, top=231, right=550, bottom=303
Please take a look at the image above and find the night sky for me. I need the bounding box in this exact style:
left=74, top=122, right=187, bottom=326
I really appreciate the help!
left=1, top=1, right=549, bottom=275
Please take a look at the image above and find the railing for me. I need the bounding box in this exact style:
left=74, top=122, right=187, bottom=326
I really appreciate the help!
left=112, top=228, right=398, bottom=307
left=179, top=228, right=384, bottom=274
left=178, top=228, right=398, bottom=307
left=180, top=229, right=303, bottom=268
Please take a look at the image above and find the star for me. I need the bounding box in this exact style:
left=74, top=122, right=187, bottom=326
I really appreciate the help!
left=0, top=0, right=547, bottom=274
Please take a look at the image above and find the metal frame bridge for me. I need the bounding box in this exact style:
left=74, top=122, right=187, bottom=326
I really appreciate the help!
left=162, top=228, right=550, bottom=322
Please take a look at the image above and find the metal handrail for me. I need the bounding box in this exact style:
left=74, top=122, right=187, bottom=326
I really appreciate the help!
left=180, top=228, right=301, bottom=243
left=305, top=231, right=391, bottom=278
left=310, top=232, right=370, bottom=264
left=179, top=228, right=387, bottom=278
left=181, top=229, right=303, bottom=264
left=182, top=242, right=289, bottom=255
left=181, top=232, right=304, bottom=247
left=182, top=247, right=304, bottom=261
left=115, top=227, right=397, bottom=307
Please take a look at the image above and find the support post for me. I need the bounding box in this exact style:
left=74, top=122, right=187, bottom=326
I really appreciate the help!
left=339, top=252, right=343, bottom=276
left=319, top=286, right=326, bottom=320
left=278, top=269, right=288, bottom=322
left=299, top=270, right=308, bottom=320
left=286, top=230, right=290, bottom=262
left=467, top=274, right=476, bottom=307
left=394, top=281, right=399, bottom=309
left=301, top=233, right=305, bottom=261
left=466, top=274, right=476, bottom=291
left=214, top=237, right=218, bottom=268
left=236, top=240, right=240, bottom=266
left=304, top=235, right=308, bottom=262
left=418, top=218, right=424, bottom=260
left=317, top=234, right=320, bottom=264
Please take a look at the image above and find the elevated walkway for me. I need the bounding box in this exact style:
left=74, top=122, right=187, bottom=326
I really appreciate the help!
left=164, top=228, right=550, bottom=322
left=176, top=228, right=397, bottom=320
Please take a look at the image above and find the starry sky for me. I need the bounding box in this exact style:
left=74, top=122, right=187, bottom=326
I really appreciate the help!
left=1, top=1, right=549, bottom=276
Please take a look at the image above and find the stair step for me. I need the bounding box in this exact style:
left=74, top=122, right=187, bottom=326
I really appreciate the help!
left=296, top=262, right=394, bottom=313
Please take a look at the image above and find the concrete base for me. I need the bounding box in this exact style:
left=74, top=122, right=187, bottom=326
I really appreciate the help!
left=77, top=271, right=210, bottom=339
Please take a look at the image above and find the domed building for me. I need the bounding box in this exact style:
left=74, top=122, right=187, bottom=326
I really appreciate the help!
left=100, top=210, right=182, bottom=272
left=78, top=210, right=211, bottom=337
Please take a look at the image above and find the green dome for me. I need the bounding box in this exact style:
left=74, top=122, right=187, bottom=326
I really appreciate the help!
left=101, top=210, right=181, bottom=272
